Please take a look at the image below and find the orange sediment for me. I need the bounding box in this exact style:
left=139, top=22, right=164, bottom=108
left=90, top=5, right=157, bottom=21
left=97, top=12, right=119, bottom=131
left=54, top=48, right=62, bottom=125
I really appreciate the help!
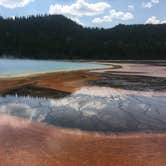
left=0, top=70, right=98, bottom=94
left=0, top=61, right=166, bottom=166
left=0, top=115, right=166, bottom=166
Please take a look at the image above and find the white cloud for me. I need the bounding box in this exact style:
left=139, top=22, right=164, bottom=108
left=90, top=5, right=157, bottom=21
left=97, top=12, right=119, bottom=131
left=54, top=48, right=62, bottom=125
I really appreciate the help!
left=70, top=17, right=84, bottom=26
left=151, top=0, right=160, bottom=3
left=92, top=9, right=134, bottom=24
left=0, top=0, right=33, bottom=9
left=128, top=5, right=135, bottom=10
left=145, top=16, right=166, bottom=24
left=142, top=0, right=160, bottom=8
left=49, top=0, right=111, bottom=17
left=142, top=2, right=153, bottom=8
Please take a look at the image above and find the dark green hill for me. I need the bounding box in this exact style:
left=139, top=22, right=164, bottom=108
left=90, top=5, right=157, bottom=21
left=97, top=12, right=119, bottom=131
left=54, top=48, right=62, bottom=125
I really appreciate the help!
left=0, top=15, right=166, bottom=59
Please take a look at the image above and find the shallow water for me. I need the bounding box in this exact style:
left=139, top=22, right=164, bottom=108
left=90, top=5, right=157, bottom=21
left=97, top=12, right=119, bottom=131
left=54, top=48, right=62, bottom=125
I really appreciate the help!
left=0, top=59, right=107, bottom=77
left=1, top=86, right=166, bottom=133
left=0, top=61, right=166, bottom=165
left=0, top=61, right=166, bottom=133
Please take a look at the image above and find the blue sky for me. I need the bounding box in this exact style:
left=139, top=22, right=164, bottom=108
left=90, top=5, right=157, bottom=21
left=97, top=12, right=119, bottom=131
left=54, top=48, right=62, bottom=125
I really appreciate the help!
left=0, top=0, right=165, bottom=28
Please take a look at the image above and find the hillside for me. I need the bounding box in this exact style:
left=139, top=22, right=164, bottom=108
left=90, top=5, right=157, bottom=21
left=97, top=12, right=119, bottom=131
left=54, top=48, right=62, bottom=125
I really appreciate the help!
left=0, top=15, right=166, bottom=59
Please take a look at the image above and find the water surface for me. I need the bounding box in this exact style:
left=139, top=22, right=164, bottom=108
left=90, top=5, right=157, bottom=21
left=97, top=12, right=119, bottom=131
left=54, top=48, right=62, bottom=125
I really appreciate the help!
left=1, top=86, right=166, bottom=133
left=0, top=59, right=107, bottom=77
left=0, top=61, right=166, bottom=166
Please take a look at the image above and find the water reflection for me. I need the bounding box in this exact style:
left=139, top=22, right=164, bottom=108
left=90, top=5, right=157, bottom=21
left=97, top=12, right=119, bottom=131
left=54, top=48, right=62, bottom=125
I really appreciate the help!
left=1, top=86, right=166, bottom=133
left=2, top=84, right=71, bottom=99
left=88, top=73, right=166, bottom=92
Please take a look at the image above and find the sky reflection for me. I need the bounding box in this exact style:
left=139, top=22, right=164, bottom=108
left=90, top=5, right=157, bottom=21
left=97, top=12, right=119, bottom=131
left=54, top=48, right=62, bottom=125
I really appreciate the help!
left=0, top=86, right=166, bottom=133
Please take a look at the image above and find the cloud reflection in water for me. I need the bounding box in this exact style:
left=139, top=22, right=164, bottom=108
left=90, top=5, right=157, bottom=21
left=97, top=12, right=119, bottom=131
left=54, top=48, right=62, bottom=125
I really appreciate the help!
left=0, top=86, right=166, bottom=133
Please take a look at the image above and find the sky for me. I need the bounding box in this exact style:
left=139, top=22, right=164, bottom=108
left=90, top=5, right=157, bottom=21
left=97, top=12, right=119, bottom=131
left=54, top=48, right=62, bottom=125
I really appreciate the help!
left=0, top=0, right=165, bottom=28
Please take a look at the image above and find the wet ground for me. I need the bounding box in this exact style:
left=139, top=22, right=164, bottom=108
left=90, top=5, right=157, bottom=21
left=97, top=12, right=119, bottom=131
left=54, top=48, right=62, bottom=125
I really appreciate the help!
left=1, top=115, right=166, bottom=166
left=0, top=60, right=166, bottom=165
left=1, top=91, right=166, bottom=133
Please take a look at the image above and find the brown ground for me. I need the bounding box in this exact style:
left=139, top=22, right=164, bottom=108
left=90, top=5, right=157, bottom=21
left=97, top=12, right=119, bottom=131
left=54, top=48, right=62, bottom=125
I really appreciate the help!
left=0, top=70, right=98, bottom=94
left=0, top=61, right=166, bottom=166
left=1, top=61, right=166, bottom=96
left=0, top=115, right=166, bottom=166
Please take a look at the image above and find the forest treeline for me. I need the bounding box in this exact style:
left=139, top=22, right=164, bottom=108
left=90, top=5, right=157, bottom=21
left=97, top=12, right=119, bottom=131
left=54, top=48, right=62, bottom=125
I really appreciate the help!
left=0, top=15, right=166, bottom=59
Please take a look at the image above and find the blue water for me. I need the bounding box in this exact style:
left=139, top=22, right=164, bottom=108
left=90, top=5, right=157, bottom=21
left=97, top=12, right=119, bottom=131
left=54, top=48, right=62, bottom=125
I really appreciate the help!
left=0, top=59, right=108, bottom=77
